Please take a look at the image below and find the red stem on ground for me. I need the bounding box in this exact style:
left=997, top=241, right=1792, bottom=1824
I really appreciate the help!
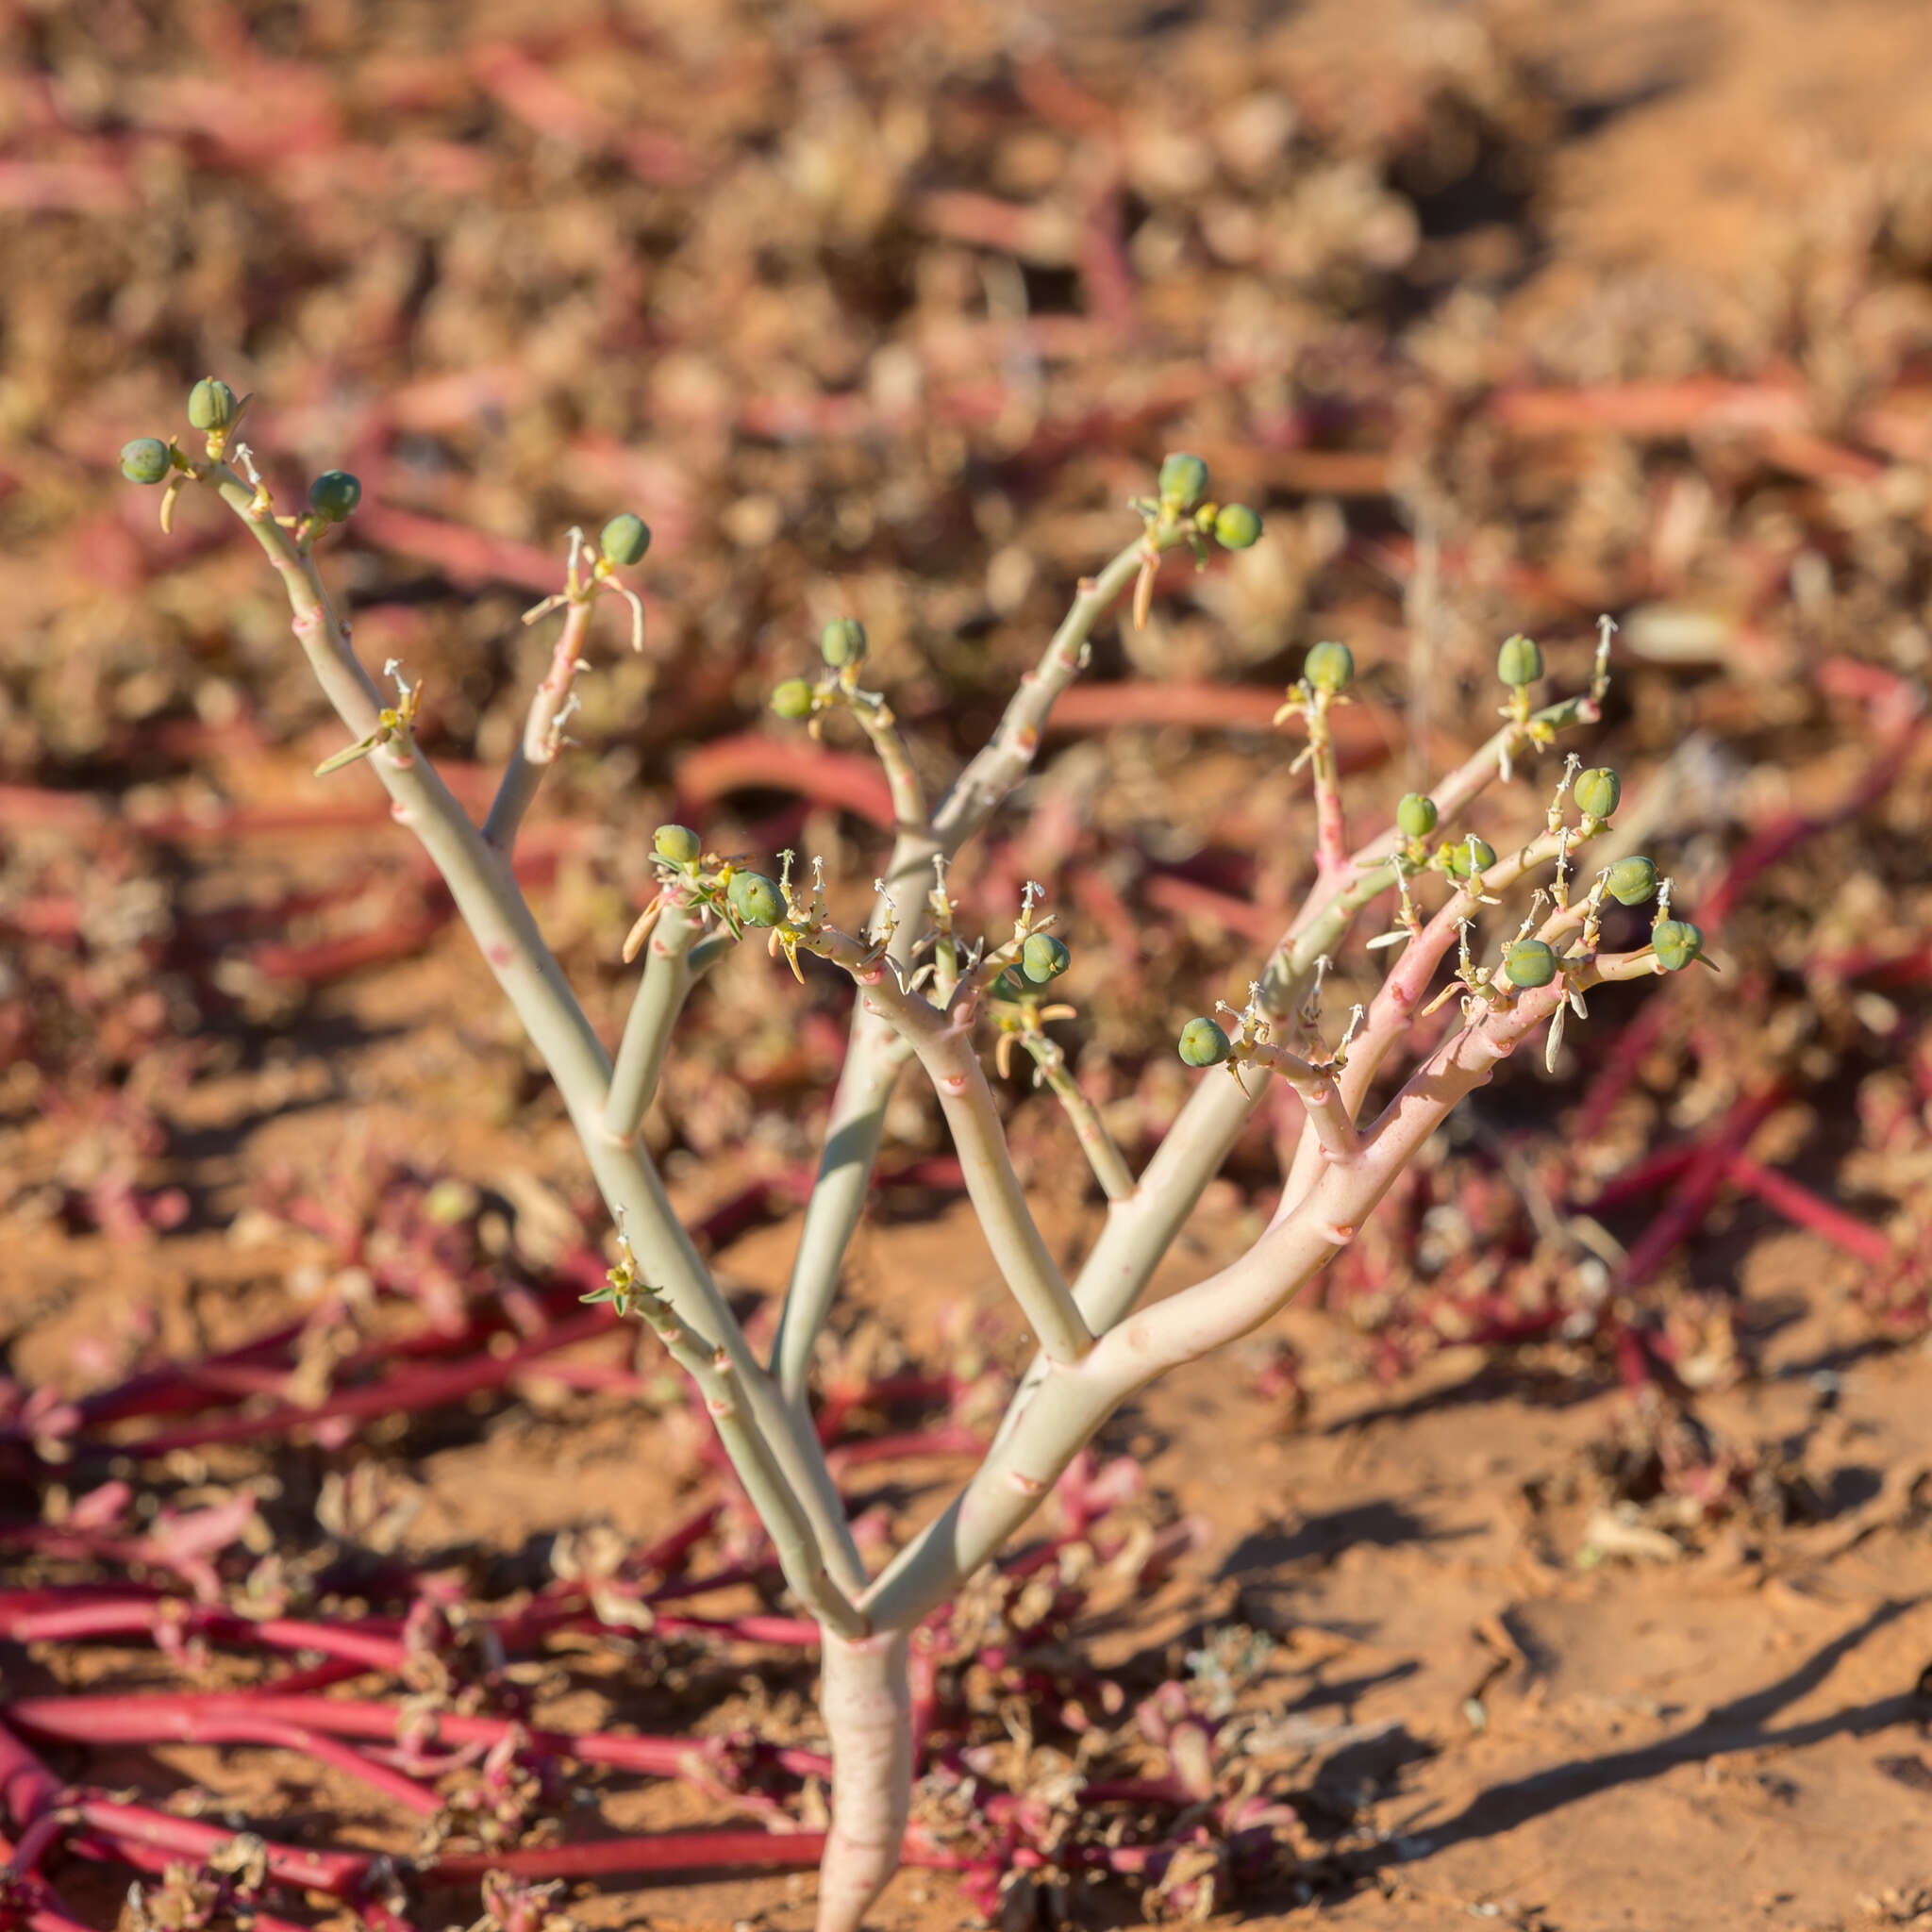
left=1616, top=1088, right=1785, bottom=1288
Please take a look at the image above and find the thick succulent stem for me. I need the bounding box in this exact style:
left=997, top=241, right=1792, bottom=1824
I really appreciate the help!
left=864, top=975, right=1584, bottom=1631
left=773, top=536, right=1160, bottom=1399
left=815, top=1629, right=913, bottom=1932
left=208, top=468, right=867, bottom=1601
left=605, top=900, right=707, bottom=1141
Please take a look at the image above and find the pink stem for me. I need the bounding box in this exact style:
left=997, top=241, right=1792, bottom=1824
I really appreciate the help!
left=1724, top=1155, right=1894, bottom=1266
left=6, top=1693, right=825, bottom=1782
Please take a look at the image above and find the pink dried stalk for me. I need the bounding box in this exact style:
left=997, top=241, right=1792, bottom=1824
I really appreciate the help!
left=116, top=399, right=1702, bottom=1930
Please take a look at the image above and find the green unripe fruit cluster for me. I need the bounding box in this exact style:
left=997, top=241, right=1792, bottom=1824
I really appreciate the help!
left=1212, top=503, right=1261, bottom=550
left=1304, top=641, right=1354, bottom=694
left=600, top=513, right=651, bottom=567
left=188, top=377, right=238, bottom=432
left=308, top=470, right=361, bottom=523
left=1158, top=451, right=1209, bottom=510
left=1021, top=932, right=1070, bottom=984
left=1651, top=919, right=1703, bottom=973
left=1446, top=834, right=1496, bottom=879
left=653, top=824, right=702, bottom=866
left=1396, top=792, right=1439, bottom=840
left=120, top=438, right=171, bottom=486
left=1177, top=1017, right=1231, bottom=1068
left=820, top=618, right=867, bottom=668
left=1496, top=633, right=1543, bottom=688
left=1574, top=767, right=1621, bottom=820
left=1504, top=939, right=1558, bottom=989
left=771, top=678, right=815, bottom=720
left=727, top=871, right=784, bottom=928
left=1605, top=856, right=1657, bottom=906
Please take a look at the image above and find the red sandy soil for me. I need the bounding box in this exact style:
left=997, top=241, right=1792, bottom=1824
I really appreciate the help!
left=5, top=2, right=1932, bottom=1929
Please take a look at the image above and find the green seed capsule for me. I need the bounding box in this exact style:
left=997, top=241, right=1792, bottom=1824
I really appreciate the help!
left=1651, top=919, right=1703, bottom=973
left=1158, top=452, right=1209, bottom=510
left=1605, top=856, right=1657, bottom=906
left=1021, top=932, right=1070, bottom=984
left=1304, top=641, right=1354, bottom=694
left=600, top=512, right=651, bottom=566
left=120, top=438, right=171, bottom=486
left=1496, top=633, right=1543, bottom=688
left=820, top=618, right=867, bottom=668
left=1212, top=503, right=1262, bottom=550
left=1177, top=1017, right=1232, bottom=1068
left=1396, top=792, right=1439, bottom=840
left=653, top=824, right=701, bottom=866
left=770, top=678, right=815, bottom=720
left=726, top=871, right=784, bottom=929
left=1446, top=834, right=1496, bottom=879
left=187, top=378, right=237, bottom=432
left=1574, top=767, right=1621, bottom=820
left=308, top=470, right=362, bottom=523
left=1505, top=939, right=1558, bottom=989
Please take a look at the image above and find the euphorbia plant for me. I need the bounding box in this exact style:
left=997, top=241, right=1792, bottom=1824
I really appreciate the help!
left=121, top=392, right=1705, bottom=1930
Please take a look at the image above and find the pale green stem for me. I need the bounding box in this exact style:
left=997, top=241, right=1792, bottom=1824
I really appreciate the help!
left=1021, top=1033, right=1135, bottom=1202
left=863, top=968, right=1584, bottom=1631
left=208, top=468, right=866, bottom=1598
left=772, top=536, right=1159, bottom=1401
left=633, top=1290, right=866, bottom=1640
left=604, top=900, right=704, bottom=1141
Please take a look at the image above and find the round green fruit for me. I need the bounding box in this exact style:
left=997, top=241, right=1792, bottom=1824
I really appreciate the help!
left=1212, top=503, right=1261, bottom=549
left=1021, top=932, right=1070, bottom=984
left=1505, top=939, right=1558, bottom=989
left=1651, top=919, right=1703, bottom=972
left=600, top=512, right=651, bottom=566
left=1574, top=767, right=1621, bottom=820
left=1605, top=856, right=1657, bottom=907
left=308, top=470, right=362, bottom=523
left=727, top=871, right=784, bottom=928
left=1496, top=633, right=1543, bottom=688
left=1396, top=792, right=1439, bottom=840
left=1158, top=451, right=1209, bottom=510
left=653, top=824, right=702, bottom=866
left=1304, top=641, right=1354, bottom=694
left=770, top=678, right=815, bottom=720
left=820, top=617, right=867, bottom=668
left=120, top=438, right=171, bottom=486
left=1177, top=1017, right=1232, bottom=1068
left=187, top=378, right=238, bottom=432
